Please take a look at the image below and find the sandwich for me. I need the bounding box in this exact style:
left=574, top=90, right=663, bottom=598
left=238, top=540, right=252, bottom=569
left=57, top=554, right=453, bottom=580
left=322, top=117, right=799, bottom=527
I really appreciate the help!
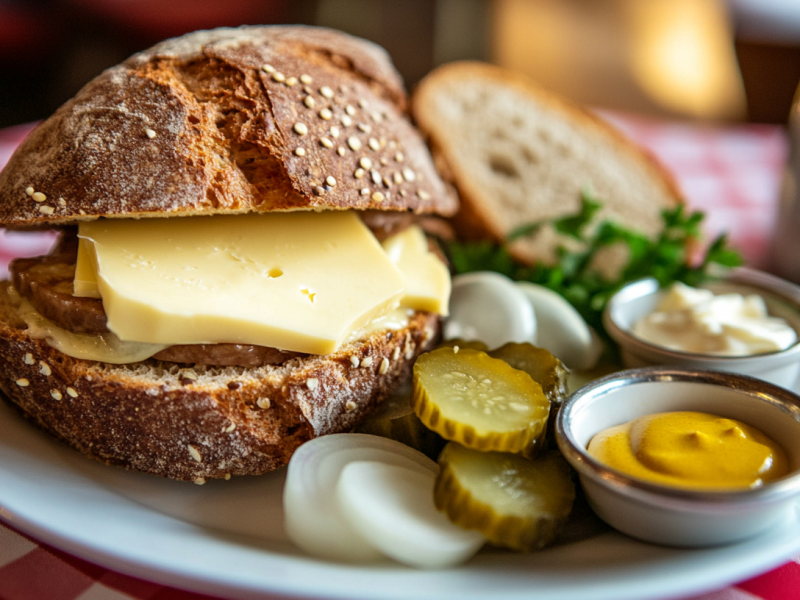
left=0, top=26, right=458, bottom=483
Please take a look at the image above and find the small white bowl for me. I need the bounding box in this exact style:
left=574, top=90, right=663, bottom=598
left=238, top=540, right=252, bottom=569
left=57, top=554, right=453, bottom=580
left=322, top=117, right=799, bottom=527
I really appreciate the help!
left=603, top=268, right=800, bottom=389
left=556, top=367, right=800, bottom=547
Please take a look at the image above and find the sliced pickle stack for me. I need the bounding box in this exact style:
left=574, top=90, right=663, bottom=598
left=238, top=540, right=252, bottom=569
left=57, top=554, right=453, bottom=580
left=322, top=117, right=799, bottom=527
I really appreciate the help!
left=354, top=389, right=445, bottom=460
left=435, top=443, right=575, bottom=551
left=412, top=347, right=550, bottom=457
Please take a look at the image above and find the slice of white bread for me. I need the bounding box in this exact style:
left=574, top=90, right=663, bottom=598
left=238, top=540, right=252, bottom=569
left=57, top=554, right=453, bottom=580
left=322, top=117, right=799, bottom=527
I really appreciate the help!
left=411, top=61, right=683, bottom=267
left=0, top=284, right=438, bottom=482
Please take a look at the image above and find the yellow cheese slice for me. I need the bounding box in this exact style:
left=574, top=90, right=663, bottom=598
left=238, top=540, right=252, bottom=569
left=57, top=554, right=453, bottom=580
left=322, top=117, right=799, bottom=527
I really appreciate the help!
left=77, top=212, right=408, bottom=355
left=382, top=225, right=451, bottom=316
left=74, top=238, right=100, bottom=298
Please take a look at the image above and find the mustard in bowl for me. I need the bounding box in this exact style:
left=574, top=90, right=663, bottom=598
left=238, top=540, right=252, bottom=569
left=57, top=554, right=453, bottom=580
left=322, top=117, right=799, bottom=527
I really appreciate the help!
left=556, top=367, right=800, bottom=547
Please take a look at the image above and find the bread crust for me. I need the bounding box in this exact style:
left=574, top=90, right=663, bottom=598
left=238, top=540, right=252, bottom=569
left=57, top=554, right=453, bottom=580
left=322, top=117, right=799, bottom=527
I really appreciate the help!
left=0, top=285, right=439, bottom=481
left=0, top=26, right=457, bottom=229
left=411, top=61, right=682, bottom=267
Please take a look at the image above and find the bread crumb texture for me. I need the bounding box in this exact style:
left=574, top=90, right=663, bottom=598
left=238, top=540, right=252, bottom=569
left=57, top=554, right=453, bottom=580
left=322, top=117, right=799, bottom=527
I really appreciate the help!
left=0, top=283, right=440, bottom=480
left=0, top=26, right=457, bottom=228
left=412, top=61, right=682, bottom=268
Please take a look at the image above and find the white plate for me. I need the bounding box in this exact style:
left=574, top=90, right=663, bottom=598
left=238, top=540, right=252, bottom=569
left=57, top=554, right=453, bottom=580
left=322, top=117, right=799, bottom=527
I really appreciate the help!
left=2, top=399, right=800, bottom=600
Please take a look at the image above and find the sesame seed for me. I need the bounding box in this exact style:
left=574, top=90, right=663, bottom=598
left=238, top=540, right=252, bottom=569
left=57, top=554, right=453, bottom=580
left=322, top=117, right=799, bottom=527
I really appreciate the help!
left=188, top=445, right=202, bottom=462
left=370, top=170, right=382, bottom=185
left=294, top=147, right=306, bottom=157
left=32, top=192, right=46, bottom=202
left=393, top=172, right=403, bottom=184
left=337, top=147, right=346, bottom=156
left=454, top=345, right=460, bottom=354
left=359, top=157, right=372, bottom=170
left=346, top=401, right=357, bottom=412
left=354, top=168, right=365, bottom=179
left=382, top=176, right=392, bottom=188
left=39, top=361, right=51, bottom=376
left=359, top=99, right=369, bottom=108
left=261, top=64, right=276, bottom=73
left=300, top=74, right=313, bottom=84
left=307, top=378, right=319, bottom=390
left=339, top=84, right=349, bottom=93
left=313, top=186, right=326, bottom=196
left=379, top=357, right=389, bottom=374
left=330, top=126, right=340, bottom=138
left=350, top=355, right=360, bottom=368
left=272, top=72, right=286, bottom=83
left=285, top=76, right=298, bottom=86
left=320, top=108, right=333, bottom=121
left=224, top=473, right=232, bottom=480
left=361, top=356, right=374, bottom=368
left=224, top=423, right=236, bottom=433
left=360, top=188, right=370, bottom=195
left=347, top=137, right=362, bottom=151
left=257, top=397, right=271, bottom=409
left=293, top=122, right=308, bottom=136
left=15, top=378, right=29, bottom=387
left=341, top=115, right=352, bottom=127
left=194, top=478, right=206, bottom=485
left=39, top=205, right=54, bottom=215
left=368, top=138, right=380, bottom=151
left=25, top=187, right=34, bottom=196
left=145, top=128, right=156, bottom=139
left=392, top=347, right=401, bottom=361
left=326, top=176, right=337, bottom=187
left=58, top=198, right=66, bottom=207
left=50, top=389, right=62, bottom=400
left=400, top=190, right=407, bottom=197
left=346, top=105, right=356, bottom=116
left=23, top=353, right=34, bottom=365
left=66, top=387, right=78, bottom=398
left=395, top=152, right=405, bottom=162
left=357, top=123, right=371, bottom=133
left=320, top=86, right=334, bottom=98
left=403, top=168, right=416, bottom=182
left=181, top=370, right=198, bottom=381
left=372, top=192, right=385, bottom=203
left=380, top=158, right=388, bottom=166
left=303, top=96, right=316, bottom=109
left=418, top=190, right=431, bottom=201
left=319, top=137, right=333, bottom=149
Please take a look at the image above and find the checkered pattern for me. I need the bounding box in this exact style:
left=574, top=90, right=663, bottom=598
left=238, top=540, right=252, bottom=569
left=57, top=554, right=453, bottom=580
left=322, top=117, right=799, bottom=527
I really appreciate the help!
left=0, top=115, right=794, bottom=599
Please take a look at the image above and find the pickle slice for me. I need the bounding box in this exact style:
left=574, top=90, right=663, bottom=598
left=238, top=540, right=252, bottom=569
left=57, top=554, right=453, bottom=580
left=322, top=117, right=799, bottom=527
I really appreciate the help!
left=412, top=347, right=550, bottom=456
left=435, top=443, right=575, bottom=551
left=355, top=389, right=446, bottom=460
left=488, top=342, right=568, bottom=408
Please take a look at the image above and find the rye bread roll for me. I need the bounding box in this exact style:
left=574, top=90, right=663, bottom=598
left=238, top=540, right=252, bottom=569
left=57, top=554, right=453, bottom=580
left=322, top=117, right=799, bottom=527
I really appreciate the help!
left=0, top=26, right=457, bottom=482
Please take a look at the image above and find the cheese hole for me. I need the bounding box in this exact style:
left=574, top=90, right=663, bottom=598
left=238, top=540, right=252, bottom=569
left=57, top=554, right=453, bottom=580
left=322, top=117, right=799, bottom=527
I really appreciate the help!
left=302, top=288, right=317, bottom=303
left=268, top=268, right=283, bottom=278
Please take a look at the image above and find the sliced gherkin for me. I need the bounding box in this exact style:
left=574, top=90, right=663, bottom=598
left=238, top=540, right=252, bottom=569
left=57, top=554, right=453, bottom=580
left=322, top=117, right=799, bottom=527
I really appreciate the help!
left=354, top=389, right=445, bottom=460
left=488, top=342, right=569, bottom=408
left=435, top=443, right=575, bottom=552
left=412, top=347, right=550, bottom=457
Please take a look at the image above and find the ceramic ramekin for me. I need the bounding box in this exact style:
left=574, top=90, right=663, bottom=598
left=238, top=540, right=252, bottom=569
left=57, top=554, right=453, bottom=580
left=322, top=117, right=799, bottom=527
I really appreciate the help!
left=603, top=268, right=800, bottom=389
left=556, top=367, right=800, bottom=547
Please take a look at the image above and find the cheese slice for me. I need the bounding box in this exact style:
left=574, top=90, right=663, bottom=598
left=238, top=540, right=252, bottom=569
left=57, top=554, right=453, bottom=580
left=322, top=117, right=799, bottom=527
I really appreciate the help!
left=76, top=212, right=408, bottom=355
left=382, top=225, right=451, bottom=316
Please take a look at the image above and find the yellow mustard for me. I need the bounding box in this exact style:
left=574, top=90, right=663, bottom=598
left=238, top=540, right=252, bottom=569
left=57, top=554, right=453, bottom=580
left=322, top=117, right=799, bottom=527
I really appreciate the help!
left=587, top=411, right=789, bottom=490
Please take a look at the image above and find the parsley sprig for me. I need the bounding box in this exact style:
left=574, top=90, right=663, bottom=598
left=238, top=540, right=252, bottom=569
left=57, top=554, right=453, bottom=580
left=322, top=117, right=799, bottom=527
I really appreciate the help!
left=447, top=189, right=743, bottom=334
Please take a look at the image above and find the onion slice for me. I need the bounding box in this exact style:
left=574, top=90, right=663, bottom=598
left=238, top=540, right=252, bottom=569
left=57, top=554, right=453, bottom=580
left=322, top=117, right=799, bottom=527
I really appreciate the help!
left=337, top=461, right=485, bottom=568
left=283, top=433, right=437, bottom=562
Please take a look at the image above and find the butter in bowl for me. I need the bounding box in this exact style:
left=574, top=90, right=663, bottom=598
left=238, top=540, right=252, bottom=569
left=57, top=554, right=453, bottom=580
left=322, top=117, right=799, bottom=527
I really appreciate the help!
left=603, top=267, right=800, bottom=389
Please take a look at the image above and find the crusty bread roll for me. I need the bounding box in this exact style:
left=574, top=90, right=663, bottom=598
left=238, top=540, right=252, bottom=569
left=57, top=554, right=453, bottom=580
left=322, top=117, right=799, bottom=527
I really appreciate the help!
left=411, top=61, right=682, bottom=267
left=0, top=26, right=456, bottom=481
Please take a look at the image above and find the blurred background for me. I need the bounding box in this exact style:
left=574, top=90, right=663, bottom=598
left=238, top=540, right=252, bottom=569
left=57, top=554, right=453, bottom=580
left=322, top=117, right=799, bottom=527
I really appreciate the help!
left=0, top=0, right=799, bottom=129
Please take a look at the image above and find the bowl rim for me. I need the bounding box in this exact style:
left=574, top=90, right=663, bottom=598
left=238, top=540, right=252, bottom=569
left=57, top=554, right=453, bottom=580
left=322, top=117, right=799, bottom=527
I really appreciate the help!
left=602, top=267, right=800, bottom=364
left=555, top=366, right=800, bottom=509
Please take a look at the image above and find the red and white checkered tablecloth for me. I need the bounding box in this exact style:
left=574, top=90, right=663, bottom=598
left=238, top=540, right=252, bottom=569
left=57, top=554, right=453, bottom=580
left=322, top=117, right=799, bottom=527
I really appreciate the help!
left=0, top=115, right=796, bottom=600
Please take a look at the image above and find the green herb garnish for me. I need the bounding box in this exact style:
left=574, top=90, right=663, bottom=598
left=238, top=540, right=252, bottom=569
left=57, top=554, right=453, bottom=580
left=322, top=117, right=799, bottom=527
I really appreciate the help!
left=447, top=189, right=743, bottom=334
